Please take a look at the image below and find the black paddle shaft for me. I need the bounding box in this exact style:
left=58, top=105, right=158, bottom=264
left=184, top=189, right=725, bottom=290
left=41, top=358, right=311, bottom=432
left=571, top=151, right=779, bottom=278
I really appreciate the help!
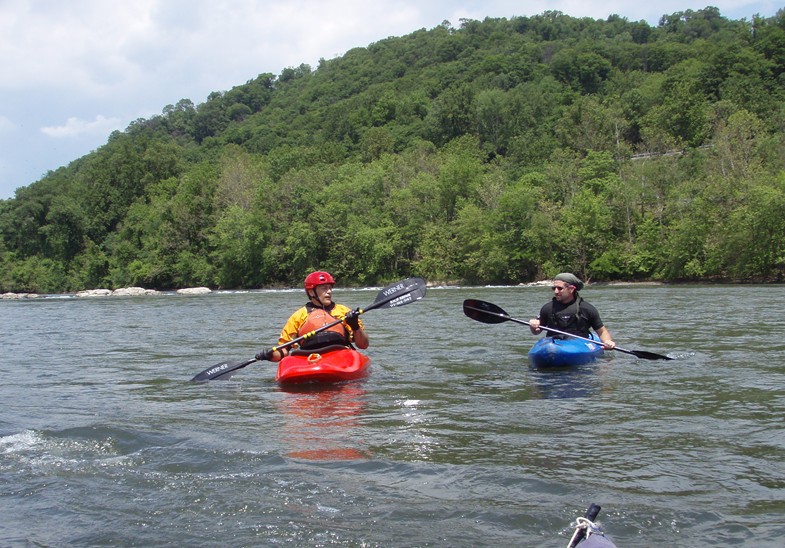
left=462, top=299, right=672, bottom=361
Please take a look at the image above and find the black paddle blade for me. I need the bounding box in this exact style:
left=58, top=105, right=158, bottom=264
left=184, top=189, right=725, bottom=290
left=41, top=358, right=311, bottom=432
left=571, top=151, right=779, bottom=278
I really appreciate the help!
left=626, top=348, right=673, bottom=361
left=366, top=277, right=427, bottom=311
left=462, top=299, right=511, bottom=324
left=191, top=357, right=257, bottom=382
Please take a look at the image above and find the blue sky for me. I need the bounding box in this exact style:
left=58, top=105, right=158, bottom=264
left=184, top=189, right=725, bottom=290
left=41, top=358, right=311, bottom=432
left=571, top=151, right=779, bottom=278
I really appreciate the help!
left=0, top=1, right=780, bottom=200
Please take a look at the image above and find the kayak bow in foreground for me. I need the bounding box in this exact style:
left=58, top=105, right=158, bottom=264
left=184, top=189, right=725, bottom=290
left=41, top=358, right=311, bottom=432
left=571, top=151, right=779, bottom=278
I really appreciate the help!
left=567, top=503, right=617, bottom=548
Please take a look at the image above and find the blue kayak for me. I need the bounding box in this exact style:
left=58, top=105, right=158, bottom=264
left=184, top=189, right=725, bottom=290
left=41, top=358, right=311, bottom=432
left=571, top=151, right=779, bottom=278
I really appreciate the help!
left=528, top=333, right=604, bottom=368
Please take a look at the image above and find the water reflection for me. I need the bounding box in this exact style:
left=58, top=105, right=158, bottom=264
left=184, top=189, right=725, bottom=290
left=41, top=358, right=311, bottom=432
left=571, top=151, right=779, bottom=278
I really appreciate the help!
left=527, top=361, right=611, bottom=399
left=275, top=382, right=370, bottom=460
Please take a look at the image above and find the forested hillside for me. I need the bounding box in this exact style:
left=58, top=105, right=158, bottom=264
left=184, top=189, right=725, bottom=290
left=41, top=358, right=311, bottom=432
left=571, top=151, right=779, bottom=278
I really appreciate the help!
left=2, top=7, right=784, bottom=293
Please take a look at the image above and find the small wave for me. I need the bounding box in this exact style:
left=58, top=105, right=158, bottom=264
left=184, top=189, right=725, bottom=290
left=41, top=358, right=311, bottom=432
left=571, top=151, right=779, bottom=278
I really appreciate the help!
left=0, top=429, right=41, bottom=452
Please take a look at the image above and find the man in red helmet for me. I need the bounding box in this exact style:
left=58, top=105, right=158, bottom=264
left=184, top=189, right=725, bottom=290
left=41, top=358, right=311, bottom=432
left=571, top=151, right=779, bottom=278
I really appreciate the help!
left=255, top=271, right=369, bottom=362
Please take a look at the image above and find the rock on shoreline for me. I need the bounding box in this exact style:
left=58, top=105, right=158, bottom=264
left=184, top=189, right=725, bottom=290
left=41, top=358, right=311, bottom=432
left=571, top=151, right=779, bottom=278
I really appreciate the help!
left=175, top=287, right=212, bottom=295
left=79, top=287, right=162, bottom=297
left=2, top=287, right=213, bottom=299
left=1, top=292, right=41, bottom=299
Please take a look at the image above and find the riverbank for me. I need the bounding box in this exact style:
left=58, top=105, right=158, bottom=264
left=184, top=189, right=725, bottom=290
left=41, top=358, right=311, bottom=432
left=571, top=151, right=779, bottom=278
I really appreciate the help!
left=9, top=278, right=778, bottom=300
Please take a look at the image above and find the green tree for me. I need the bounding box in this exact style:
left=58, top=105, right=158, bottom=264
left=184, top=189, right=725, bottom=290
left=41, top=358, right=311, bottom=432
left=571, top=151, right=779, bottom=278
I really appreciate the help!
left=557, top=187, right=614, bottom=279
left=718, top=175, right=785, bottom=278
left=39, top=195, right=87, bottom=262
left=426, top=84, right=475, bottom=145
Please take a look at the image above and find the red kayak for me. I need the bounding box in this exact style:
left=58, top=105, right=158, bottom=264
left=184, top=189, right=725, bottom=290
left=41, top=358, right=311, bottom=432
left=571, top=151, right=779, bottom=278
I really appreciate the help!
left=276, top=345, right=371, bottom=385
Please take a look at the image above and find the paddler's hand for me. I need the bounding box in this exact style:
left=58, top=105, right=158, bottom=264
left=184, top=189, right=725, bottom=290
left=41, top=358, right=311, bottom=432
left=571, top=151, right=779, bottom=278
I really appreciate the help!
left=529, top=319, right=541, bottom=334
left=344, top=309, right=361, bottom=330
left=255, top=347, right=274, bottom=361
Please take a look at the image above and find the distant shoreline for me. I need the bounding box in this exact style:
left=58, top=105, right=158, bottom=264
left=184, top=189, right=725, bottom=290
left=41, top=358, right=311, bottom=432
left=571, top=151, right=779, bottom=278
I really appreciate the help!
left=5, top=279, right=783, bottom=300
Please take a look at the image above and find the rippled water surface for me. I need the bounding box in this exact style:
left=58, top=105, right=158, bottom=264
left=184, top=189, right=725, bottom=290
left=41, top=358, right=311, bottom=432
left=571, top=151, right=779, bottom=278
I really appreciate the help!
left=2, top=284, right=784, bottom=546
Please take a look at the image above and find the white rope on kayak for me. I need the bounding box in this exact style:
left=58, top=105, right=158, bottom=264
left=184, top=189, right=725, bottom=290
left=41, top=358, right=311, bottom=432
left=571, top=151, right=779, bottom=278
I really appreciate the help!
left=567, top=516, right=607, bottom=547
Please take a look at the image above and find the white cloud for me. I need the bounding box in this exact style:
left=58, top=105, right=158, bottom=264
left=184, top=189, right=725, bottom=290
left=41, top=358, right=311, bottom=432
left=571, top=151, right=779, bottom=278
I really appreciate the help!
left=0, top=115, right=14, bottom=132
left=0, top=2, right=144, bottom=95
left=41, top=115, right=123, bottom=139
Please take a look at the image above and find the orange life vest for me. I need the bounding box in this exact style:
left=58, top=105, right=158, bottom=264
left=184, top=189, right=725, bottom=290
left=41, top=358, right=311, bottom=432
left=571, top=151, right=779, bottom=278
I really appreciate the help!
left=298, top=308, right=346, bottom=337
left=297, top=306, right=349, bottom=349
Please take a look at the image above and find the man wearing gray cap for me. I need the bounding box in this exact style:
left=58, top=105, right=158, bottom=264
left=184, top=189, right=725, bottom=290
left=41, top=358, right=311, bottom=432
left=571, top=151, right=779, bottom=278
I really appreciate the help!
left=529, top=273, right=616, bottom=350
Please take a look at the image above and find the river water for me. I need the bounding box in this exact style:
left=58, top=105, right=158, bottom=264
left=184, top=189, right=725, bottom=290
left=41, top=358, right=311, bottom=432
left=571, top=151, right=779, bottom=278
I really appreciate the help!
left=1, top=284, right=783, bottom=546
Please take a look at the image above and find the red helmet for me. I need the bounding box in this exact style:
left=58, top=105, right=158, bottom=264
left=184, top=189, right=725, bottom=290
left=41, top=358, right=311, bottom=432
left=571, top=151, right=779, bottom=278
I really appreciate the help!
left=304, top=271, right=335, bottom=291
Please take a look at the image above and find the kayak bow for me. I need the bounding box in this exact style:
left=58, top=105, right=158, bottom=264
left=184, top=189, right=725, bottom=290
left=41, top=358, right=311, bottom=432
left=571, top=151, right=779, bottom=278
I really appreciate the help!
left=528, top=333, right=605, bottom=368
left=276, top=345, right=371, bottom=385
